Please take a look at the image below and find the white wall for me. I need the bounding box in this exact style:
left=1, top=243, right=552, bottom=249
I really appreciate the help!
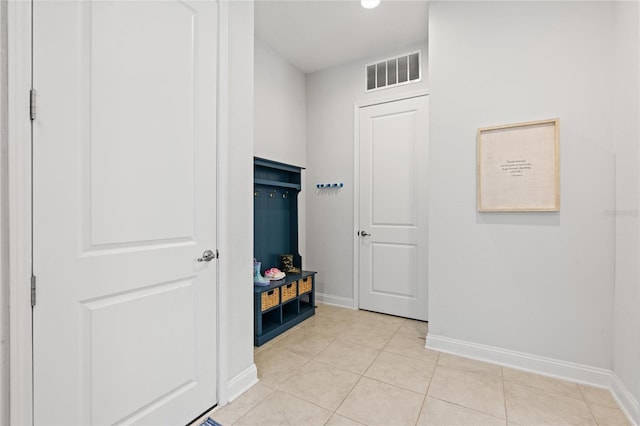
left=613, top=1, right=640, bottom=422
left=218, top=0, right=257, bottom=402
left=254, top=37, right=306, bottom=168
left=306, top=42, right=428, bottom=305
left=427, top=1, right=615, bottom=371
left=253, top=36, right=308, bottom=265
left=0, top=0, right=9, bottom=423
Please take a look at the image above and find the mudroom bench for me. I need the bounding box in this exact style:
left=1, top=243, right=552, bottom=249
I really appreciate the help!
left=253, top=271, right=316, bottom=346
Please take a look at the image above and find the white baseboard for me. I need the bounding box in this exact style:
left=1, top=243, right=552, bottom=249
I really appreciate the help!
left=425, top=334, right=612, bottom=387
left=315, top=293, right=355, bottom=309
left=611, top=373, right=640, bottom=426
left=226, top=363, right=258, bottom=403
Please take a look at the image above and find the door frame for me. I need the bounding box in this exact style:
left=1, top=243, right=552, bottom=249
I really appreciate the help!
left=7, top=0, right=33, bottom=423
left=7, top=2, right=232, bottom=423
left=351, top=90, right=429, bottom=313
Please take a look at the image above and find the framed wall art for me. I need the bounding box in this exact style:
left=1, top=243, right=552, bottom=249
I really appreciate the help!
left=477, top=118, right=559, bottom=212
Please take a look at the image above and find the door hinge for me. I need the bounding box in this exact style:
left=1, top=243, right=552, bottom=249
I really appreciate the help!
left=29, top=89, right=36, bottom=121
left=31, top=275, right=36, bottom=307
left=216, top=249, right=219, bottom=259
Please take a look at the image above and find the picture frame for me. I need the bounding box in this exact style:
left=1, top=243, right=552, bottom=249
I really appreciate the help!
left=477, top=118, right=560, bottom=212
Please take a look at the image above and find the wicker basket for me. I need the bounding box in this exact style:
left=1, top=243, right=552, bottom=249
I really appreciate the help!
left=281, top=282, right=297, bottom=303
left=261, top=288, right=280, bottom=312
left=298, top=277, right=312, bottom=295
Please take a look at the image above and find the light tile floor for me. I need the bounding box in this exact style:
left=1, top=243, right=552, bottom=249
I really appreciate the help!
left=208, top=303, right=631, bottom=426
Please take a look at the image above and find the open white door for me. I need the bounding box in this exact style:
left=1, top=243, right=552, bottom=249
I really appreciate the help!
left=32, top=1, right=218, bottom=424
left=358, top=95, right=428, bottom=321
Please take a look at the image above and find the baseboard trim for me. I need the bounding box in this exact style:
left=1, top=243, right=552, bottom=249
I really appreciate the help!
left=425, top=334, right=612, bottom=387
left=226, top=364, right=258, bottom=403
left=315, top=293, right=355, bottom=309
left=611, top=373, right=640, bottom=426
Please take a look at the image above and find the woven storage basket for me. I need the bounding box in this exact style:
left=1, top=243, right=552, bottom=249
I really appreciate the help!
left=298, top=277, right=312, bottom=295
left=281, top=282, right=297, bottom=303
left=261, top=288, right=280, bottom=312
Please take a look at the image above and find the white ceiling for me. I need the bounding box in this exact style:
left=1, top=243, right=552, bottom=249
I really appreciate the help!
left=255, top=0, right=429, bottom=74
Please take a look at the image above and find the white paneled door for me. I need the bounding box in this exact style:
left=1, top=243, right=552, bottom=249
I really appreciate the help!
left=358, top=95, right=428, bottom=321
left=32, top=1, right=218, bottom=424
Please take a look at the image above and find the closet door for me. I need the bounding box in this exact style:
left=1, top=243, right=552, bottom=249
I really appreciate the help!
left=32, top=1, right=218, bottom=424
left=358, top=95, right=429, bottom=321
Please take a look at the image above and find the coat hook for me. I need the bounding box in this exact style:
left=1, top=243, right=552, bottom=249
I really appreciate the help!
left=315, top=182, right=345, bottom=189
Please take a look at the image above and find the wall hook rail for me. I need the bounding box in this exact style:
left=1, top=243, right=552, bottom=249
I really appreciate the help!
left=316, top=182, right=344, bottom=189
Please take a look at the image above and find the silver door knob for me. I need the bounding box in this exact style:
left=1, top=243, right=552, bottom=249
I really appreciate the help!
left=360, top=231, right=371, bottom=237
left=197, top=249, right=216, bottom=262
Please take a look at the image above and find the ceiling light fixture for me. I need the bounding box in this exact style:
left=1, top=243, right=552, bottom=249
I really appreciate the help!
left=361, top=0, right=380, bottom=9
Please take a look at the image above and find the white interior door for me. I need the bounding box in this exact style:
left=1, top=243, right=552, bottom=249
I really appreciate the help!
left=358, top=95, right=428, bottom=321
left=32, top=1, right=218, bottom=424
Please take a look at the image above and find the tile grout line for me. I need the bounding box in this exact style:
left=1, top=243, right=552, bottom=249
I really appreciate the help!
left=435, top=356, right=504, bottom=380
left=502, top=366, right=509, bottom=425
left=323, top=346, right=374, bottom=425
left=357, top=374, right=428, bottom=396
left=414, top=348, right=440, bottom=426
left=339, top=336, right=387, bottom=416
left=503, top=377, right=594, bottom=404
left=325, top=374, right=366, bottom=426
left=426, top=395, right=509, bottom=422
left=276, top=347, right=364, bottom=417
left=325, top=321, right=418, bottom=426
left=315, top=316, right=381, bottom=426
left=249, top=305, right=628, bottom=426
left=428, top=354, right=509, bottom=423
left=578, top=383, right=601, bottom=425
left=248, top=307, right=433, bottom=426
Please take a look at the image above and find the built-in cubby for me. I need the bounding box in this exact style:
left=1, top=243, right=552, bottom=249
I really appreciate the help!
left=253, top=272, right=316, bottom=346
left=253, top=157, right=316, bottom=346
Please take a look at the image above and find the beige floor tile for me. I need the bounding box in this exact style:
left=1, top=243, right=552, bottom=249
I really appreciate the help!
left=502, top=366, right=582, bottom=400
left=338, top=321, right=397, bottom=350
left=364, top=350, right=436, bottom=394
left=278, top=328, right=336, bottom=358
left=209, top=382, right=275, bottom=425
left=253, top=324, right=303, bottom=355
left=353, top=310, right=405, bottom=331
left=301, top=306, right=357, bottom=327
left=589, top=402, right=632, bottom=426
left=314, top=302, right=338, bottom=312
left=325, top=414, right=366, bottom=426
left=300, top=316, right=354, bottom=337
left=395, top=319, right=429, bottom=339
left=504, top=382, right=596, bottom=425
left=336, top=377, right=424, bottom=426
left=417, top=397, right=506, bottom=426
left=279, top=360, right=360, bottom=410
left=254, top=346, right=311, bottom=387
left=247, top=307, right=635, bottom=426
left=384, top=333, right=440, bottom=362
left=580, top=384, right=620, bottom=409
left=315, top=304, right=361, bottom=322
left=315, top=339, right=380, bottom=375
left=428, top=365, right=505, bottom=419
left=234, top=391, right=332, bottom=426
left=437, top=353, right=503, bottom=378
